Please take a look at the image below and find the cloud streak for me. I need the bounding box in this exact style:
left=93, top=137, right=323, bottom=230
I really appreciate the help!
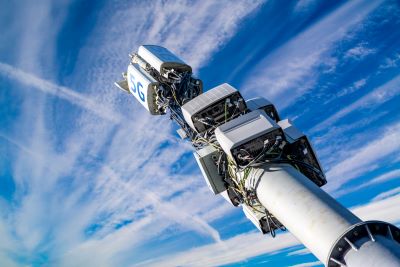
left=145, top=0, right=264, bottom=70
left=334, top=169, right=400, bottom=197
left=241, top=0, right=384, bottom=109
left=289, top=261, right=322, bottom=267
left=0, top=62, right=123, bottom=123
left=311, top=74, right=400, bottom=133
left=136, top=192, right=400, bottom=267
left=325, top=121, right=400, bottom=192
left=102, top=165, right=222, bottom=242
left=1, top=0, right=399, bottom=266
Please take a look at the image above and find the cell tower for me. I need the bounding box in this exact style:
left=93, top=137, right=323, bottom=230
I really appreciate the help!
left=115, top=45, right=400, bottom=267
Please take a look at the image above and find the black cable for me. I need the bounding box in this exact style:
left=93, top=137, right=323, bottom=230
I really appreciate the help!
left=270, top=158, right=324, bottom=177
left=238, top=138, right=282, bottom=170
left=265, top=212, right=276, bottom=237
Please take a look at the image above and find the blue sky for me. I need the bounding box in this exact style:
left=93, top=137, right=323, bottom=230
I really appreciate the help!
left=0, top=0, right=399, bottom=266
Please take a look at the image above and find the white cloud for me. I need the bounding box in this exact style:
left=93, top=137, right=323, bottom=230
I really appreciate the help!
left=0, top=218, right=21, bottom=267
left=102, top=165, right=222, bottom=243
left=289, top=261, right=322, bottom=267
left=145, top=1, right=264, bottom=70
left=287, top=247, right=311, bottom=256
left=2, top=0, right=398, bottom=266
left=2, top=100, right=230, bottom=265
left=336, top=78, right=367, bottom=97
left=0, top=3, right=259, bottom=264
left=352, top=194, right=400, bottom=223
left=334, top=169, right=400, bottom=197
left=10, top=1, right=68, bottom=71
left=293, top=0, right=320, bottom=13
left=0, top=254, right=21, bottom=267
left=0, top=62, right=123, bottom=123
left=0, top=61, right=233, bottom=267
left=312, top=109, right=388, bottom=163
left=241, top=0, right=384, bottom=108
left=353, top=79, right=367, bottom=89
left=140, top=232, right=299, bottom=267
left=325, top=121, right=400, bottom=192
left=344, top=43, right=376, bottom=59
left=71, top=0, right=264, bottom=102
left=368, top=169, right=400, bottom=184
left=372, top=187, right=400, bottom=201
left=311, top=74, right=400, bottom=133
left=379, top=53, right=400, bottom=69
left=0, top=60, right=228, bottom=265
left=134, top=192, right=400, bottom=267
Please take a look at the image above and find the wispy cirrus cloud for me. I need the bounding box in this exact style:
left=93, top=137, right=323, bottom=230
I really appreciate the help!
left=352, top=193, right=400, bottom=223
left=293, top=0, right=320, bottom=14
left=102, top=165, right=222, bottom=243
left=324, top=121, right=400, bottom=192
left=73, top=0, right=264, bottom=102
left=240, top=0, right=384, bottom=109
left=2, top=0, right=399, bottom=266
left=0, top=219, right=20, bottom=267
left=1, top=103, right=228, bottom=266
left=145, top=0, right=265, bottom=70
left=334, top=169, right=400, bottom=197
left=287, top=247, right=311, bottom=257
left=344, top=42, right=377, bottom=60
left=134, top=192, right=400, bottom=267
left=0, top=62, right=123, bottom=123
left=379, top=53, right=400, bottom=69
left=289, top=261, right=322, bottom=267
left=335, top=78, right=367, bottom=98
left=0, top=1, right=264, bottom=266
left=372, top=187, right=400, bottom=201
left=141, top=232, right=299, bottom=267
left=311, top=74, right=400, bottom=133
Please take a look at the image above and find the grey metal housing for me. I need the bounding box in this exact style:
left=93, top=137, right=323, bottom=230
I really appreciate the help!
left=137, top=45, right=191, bottom=76
left=181, top=83, right=242, bottom=132
left=215, top=110, right=280, bottom=162
left=278, top=119, right=326, bottom=186
left=193, top=145, right=226, bottom=194
left=246, top=97, right=280, bottom=122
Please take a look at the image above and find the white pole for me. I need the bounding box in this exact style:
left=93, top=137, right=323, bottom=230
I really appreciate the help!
left=251, top=164, right=400, bottom=266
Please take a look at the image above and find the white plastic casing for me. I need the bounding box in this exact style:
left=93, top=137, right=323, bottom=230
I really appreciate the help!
left=215, top=110, right=280, bottom=161
left=137, top=45, right=191, bottom=76
left=277, top=119, right=305, bottom=142
left=127, top=64, right=161, bottom=115
left=242, top=204, right=265, bottom=233
left=278, top=119, right=324, bottom=173
left=246, top=97, right=273, bottom=111
left=246, top=96, right=280, bottom=122
left=194, top=145, right=226, bottom=195
left=219, top=190, right=234, bottom=205
left=181, top=83, right=237, bottom=132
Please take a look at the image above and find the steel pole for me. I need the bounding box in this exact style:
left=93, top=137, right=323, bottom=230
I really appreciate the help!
left=251, top=164, right=400, bottom=266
